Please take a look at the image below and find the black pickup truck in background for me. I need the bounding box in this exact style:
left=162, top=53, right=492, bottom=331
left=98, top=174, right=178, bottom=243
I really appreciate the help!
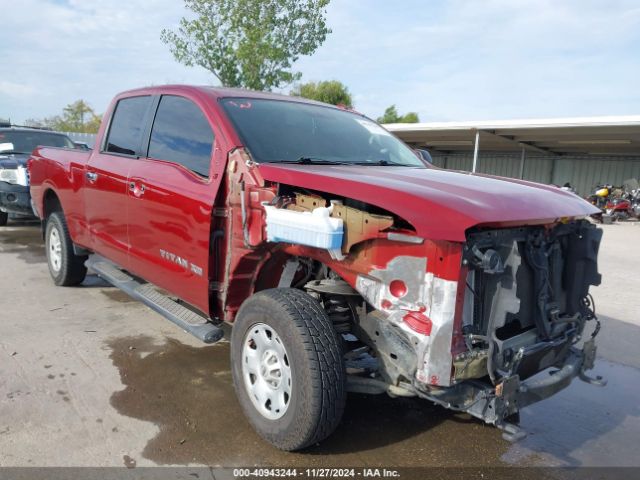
left=0, top=125, right=76, bottom=226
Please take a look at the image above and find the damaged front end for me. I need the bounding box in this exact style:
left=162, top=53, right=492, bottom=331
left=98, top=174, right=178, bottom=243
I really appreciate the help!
left=373, top=220, right=606, bottom=441
left=322, top=218, right=605, bottom=441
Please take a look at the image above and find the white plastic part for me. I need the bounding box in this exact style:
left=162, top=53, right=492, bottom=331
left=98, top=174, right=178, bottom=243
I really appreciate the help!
left=263, top=202, right=344, bottom=252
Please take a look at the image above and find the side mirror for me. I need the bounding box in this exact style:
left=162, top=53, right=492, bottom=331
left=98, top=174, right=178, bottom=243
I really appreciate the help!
left=415, top=148, right=433, bottom=165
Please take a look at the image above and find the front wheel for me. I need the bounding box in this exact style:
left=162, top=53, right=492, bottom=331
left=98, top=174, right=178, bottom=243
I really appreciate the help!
left=0, top=211, right=8, bottom=226
left=231, top=288, right=346, bottom=451
left=45, top=211, right=87, bottom=286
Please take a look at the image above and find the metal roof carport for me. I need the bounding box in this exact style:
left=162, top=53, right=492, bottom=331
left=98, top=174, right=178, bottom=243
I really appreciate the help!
left=385, top=116, right=640, bottom=197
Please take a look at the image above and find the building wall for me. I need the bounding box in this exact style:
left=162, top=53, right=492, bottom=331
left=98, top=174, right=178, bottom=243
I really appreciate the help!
left=431, top=152, right=640, bottom=197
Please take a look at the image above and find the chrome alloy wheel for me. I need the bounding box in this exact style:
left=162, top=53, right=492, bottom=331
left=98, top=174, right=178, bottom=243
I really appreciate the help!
left=48, top=227, right=62, bottom=272
left=241, top=323, right=292, bottom=420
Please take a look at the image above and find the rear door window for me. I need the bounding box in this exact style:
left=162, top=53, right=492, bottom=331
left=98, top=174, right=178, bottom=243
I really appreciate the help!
left=147, top=95, right=214, bottom=178
left=105, top=96, right=152, bottom=156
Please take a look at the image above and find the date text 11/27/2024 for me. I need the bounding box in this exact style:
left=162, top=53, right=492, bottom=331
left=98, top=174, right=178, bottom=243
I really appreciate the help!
left=232, top=468, right=400, bottom=478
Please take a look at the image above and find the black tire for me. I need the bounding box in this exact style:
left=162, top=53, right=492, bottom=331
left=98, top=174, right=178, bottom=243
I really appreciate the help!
left=45, top=211, right=87, bottom=286
left=0, top=211, right=8, bottom=226
left=231, top=288, right=346, bottom=451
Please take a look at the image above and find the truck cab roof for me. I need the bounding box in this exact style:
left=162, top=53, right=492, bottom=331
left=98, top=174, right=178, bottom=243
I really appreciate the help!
left=116, top=84, right=344, bottom=109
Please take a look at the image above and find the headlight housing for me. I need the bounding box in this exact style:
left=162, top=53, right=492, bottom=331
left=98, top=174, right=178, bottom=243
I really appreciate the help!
left=0, top=168, right=18, bottom=184
left=0, top=166, right=28, bottom=186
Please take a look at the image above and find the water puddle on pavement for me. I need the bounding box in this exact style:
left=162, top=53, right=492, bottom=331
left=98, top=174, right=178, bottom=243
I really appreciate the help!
left=0, top=225, right=46, bottom=263
left=502, top=359, right=640, bottom=467
left=106, top=335, right=516, bottom=468
left=107, top=334, right=637, bottom=472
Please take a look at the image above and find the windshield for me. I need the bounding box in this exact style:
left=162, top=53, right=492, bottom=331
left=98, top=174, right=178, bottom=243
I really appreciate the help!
left=221, top=98, right=425, bottom=167
left=0, top=130, right=75, bottom=154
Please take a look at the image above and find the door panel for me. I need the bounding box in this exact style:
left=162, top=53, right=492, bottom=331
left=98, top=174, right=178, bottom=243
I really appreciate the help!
left=84, top=153, right=132, bottom=268
left=127, top=160, right=214, bottom=311
left=126, top=95, right=217, bottom=313
left=84, top=95, right=154, bottom=268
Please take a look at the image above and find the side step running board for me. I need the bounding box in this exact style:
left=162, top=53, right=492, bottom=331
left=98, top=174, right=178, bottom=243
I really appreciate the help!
left=86, top=255, right=224, bottom=344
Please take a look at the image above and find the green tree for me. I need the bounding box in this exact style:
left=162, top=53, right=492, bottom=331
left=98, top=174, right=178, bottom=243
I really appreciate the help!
left=27, top=100, right=102, bottom=133
left=55, top=100, right=101, bottom=133
left=290, top=80, right=353, bottom=107
left=161, top=0, right=332, bottom=91
left=377, top=105, right=420, bottom=124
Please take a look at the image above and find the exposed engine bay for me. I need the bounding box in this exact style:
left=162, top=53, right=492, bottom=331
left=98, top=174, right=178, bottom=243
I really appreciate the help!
left=460, top=222, right=602, bottom=385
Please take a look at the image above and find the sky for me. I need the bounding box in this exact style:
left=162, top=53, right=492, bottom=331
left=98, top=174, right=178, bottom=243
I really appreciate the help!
left=1, top=0, right=639, bottom=124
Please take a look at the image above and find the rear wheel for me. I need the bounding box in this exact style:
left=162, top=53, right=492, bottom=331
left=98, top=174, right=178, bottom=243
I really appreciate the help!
left=231, top=288, right=346, bottom=451
left=0, top=211, right=8, bottom=226
left=45, top=211, right=87, bottom=286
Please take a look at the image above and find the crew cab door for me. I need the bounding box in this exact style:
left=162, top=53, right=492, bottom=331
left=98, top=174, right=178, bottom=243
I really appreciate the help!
left=126, top=94, right=219, bottom=313
left=84, top=95, right=154, bottom=268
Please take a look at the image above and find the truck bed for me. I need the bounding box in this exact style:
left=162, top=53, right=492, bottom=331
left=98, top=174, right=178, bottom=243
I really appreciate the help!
left=29, top=146, right=92, bottom=243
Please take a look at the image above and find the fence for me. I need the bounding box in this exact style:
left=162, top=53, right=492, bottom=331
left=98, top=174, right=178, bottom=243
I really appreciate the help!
left=60, top=132, right=98, bottom=148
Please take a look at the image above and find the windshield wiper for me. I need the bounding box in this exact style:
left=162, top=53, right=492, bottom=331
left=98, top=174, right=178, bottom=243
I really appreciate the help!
left=268, top=157, right=355, bottom=165
left=351, top=159, right=420, bottom=167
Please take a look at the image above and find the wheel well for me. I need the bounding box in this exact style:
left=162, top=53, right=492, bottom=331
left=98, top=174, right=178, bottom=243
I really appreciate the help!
left=43, top=189, right=62, bottom=219
left=41, top=190, right=62, bottom=239
left=253, top=252, right=292, bottom=293
left=254, top=254, right=323, bottom=293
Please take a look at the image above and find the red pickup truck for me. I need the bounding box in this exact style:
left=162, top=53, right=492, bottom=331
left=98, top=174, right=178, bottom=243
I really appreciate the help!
left=28, top=85, right=605, bottom=450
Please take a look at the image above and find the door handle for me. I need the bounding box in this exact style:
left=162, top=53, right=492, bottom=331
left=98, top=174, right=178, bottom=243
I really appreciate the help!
left=85, top=171, right=98, bottom=182
left=129, top=181, right=146, bottom=197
